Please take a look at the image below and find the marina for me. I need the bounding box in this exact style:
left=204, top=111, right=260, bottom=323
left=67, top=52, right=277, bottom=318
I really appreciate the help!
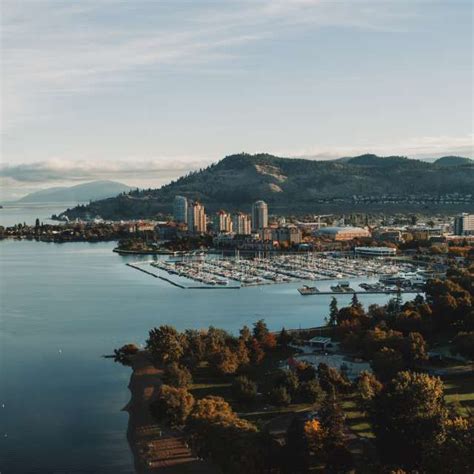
left=126, top=253, right=427, bottom=294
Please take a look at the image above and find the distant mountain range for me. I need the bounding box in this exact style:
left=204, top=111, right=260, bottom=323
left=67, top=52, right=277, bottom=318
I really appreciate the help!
left=60, top=154, right=474, bottom=220
left=15, top=180, right=132, bottom=204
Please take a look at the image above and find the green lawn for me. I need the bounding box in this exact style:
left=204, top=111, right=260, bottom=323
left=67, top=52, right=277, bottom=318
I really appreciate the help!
left=442, top=373, right=474, bottom=416
left=341, top=394, right=374, bottom=439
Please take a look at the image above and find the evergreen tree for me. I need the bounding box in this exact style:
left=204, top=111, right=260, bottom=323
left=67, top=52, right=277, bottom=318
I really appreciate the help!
left=328, top=297, right=339, bottom=327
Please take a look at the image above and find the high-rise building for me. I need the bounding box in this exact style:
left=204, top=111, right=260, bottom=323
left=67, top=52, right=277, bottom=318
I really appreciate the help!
left=173, top=196, right=188, bottom=224
left=215, top=210, right=233, bottom=233
left=187, top=201, right=207, bottom=233
left=251, top=200, right=268, bottom=232
left=454, top=213, right=474, bottom=236
left=232, top=212, right=252, bottom=235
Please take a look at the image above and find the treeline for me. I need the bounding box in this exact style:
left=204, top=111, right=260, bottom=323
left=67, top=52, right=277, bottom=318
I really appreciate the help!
left=329, top=265, right=474, bottom=383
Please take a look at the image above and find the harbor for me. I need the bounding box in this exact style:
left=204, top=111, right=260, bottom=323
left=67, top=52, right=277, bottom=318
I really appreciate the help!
left=126, top=253, right=429, bottom=294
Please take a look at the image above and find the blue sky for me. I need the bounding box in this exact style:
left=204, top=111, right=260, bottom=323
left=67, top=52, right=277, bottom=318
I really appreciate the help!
left=1, top=0, right=472, bottom=198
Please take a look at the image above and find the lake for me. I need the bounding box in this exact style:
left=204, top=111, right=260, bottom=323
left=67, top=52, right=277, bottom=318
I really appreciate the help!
left=0, top=237, right=407, bottom=472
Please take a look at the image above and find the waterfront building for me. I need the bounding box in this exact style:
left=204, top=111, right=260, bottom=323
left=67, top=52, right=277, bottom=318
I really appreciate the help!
left=173, top=196, right=188, bottom=224
left=454, top=213, right=474, bottom=236
left=187, top=201, right=206, bottom=233
left=314, top=226, right=370, bottom=241
left=355, top=246, right=396, bottom=257
left=214, top=210, right=233, bottom=233
left=232, top=212, right=252, bottom=235
left=251, top=200, right=268, bottom=231
left=273, top=226, right=302, bottom=245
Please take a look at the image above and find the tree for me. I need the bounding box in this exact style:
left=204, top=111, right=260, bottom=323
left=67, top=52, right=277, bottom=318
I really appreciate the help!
left=351, top=293, right=363, bottom=311
left=357, top=370, right=382, bottom=412
left=184, top=329, right=206, bottom=366
left=253, top=319, right=269, bottom=343
left=236, top=338, right=250, bottom=367
left=319, top=388, right=345, bottom=449
left=239, top=325, right=252, bottom=343
left=275, top=369, right=299, bottom=395
left=150, top=385, right=194, bottom=427
left=210, top=346, right=240, bottom=375
left=402, top=332, right=428, bottom=368
left=304, top=418, right=324, bottom=454
left=371, top=371, right=447, bottom=469
left=261, top=332, right=277, bottom=350
left=295, top=361, right=316, bottom=382
left=249, top=338, right=265, bottom=364
left=298, top=379, right=324, bottom=404
left=328, top=297, right=339, bottom=327
left=269, top=386, right=291, bottom=406
left=451, top=332, right=474, bottom=360
left=232, top=376, right=257, bottom=403
left=426, top=416, right=474, bottom=473
left=371, top=347, right=405, bottom=382
left=147, top=325, right=186, bottom=364
left=188, top=396, right=262, bottom=474
left=164, top=362, right=192, bottom=388
left=279, top=327, right=292, bottom=347
left=317, top=363, right=351, bottom=393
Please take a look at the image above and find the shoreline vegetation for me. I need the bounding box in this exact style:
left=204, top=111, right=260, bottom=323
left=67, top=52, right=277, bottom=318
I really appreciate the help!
left=123, top=349, right=218, bottom=473
left=114, top=265, right=473, bottom=473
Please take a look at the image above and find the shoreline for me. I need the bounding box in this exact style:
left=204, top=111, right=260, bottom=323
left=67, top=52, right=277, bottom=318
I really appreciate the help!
left=123, top=351, right=218, bottom=473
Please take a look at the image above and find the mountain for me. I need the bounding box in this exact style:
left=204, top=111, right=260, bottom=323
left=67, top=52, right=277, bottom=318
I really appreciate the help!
left=60, top=153, right=474, bottom=220
left=433, top=156, right=473, bottom=167
left=16, top=180, right=132, bottom=204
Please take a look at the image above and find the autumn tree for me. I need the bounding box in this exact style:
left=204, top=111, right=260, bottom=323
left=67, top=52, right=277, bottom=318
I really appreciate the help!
left=357, top=370, right=382, bottom=412
left=371, top=371, right=447, bottom=469
left=150, top=385, right=194, bottom=427
left=147, top=325, right=187, bottom=364
left=164, top=362, right=192, bottom=388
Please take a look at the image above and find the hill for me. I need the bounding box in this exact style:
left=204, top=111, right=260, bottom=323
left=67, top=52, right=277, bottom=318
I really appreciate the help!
left=60, top=154, right=474, bottom=220
left=17, top=180, right=131, bottom=204
left=433, top=156, right=473, bottom=167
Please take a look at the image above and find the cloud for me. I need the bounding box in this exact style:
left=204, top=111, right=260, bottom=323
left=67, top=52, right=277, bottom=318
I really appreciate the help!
left=0, top=158, right=209, bottom=184
left=1, top=0, right=417, bottom=131
left=284, top=134, right=474, bottom=161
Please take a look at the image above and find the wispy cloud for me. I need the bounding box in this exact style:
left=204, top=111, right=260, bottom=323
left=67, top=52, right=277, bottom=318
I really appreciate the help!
left=0, top=157, right=207, bottom=183
left=1, top=0, right=417, bottom=131
left=286, top=134, right=474, bottom=160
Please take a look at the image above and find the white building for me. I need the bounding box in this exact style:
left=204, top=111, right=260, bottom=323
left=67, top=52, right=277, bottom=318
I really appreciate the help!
left=214, top=210, right=233, bottom=233
left=187, top=201, right=206, bottom=233
left=355, top=246, right=397, bottom=257
left=232, top=212, right=252, bottom=235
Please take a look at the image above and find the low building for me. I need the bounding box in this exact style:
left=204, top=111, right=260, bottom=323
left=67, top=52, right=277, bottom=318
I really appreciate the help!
left=308, top=336, right=332, bottom=351
left=314, top=226, right=370, bottom=241
left=273, top=226, right=302, bottom=245
left=355, top=246, right=397, bottom=257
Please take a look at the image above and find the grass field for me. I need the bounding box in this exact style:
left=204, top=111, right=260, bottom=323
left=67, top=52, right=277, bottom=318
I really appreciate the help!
left=443, top=373, right=474, bottom=417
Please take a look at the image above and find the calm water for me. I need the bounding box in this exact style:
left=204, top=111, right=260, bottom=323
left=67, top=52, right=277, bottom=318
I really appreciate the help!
left=0, top=237, right=405, bottom=473
left=0, top=203, right=78, bottom=227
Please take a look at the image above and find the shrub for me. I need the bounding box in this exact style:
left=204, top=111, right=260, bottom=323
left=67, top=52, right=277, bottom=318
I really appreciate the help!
left=232, top=376, right=257, bottom=403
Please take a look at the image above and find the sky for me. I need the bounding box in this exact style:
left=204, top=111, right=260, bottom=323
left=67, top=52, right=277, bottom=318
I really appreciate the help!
left=0, top=0, right=473, bottom=199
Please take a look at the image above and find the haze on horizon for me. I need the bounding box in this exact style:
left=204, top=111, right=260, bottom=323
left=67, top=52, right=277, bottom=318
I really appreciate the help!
left=1, top=0, right=472, bottom=200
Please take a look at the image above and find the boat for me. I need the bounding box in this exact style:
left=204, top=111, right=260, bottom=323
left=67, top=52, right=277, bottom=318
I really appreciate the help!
left=298, top=285, right=320, bottom=295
